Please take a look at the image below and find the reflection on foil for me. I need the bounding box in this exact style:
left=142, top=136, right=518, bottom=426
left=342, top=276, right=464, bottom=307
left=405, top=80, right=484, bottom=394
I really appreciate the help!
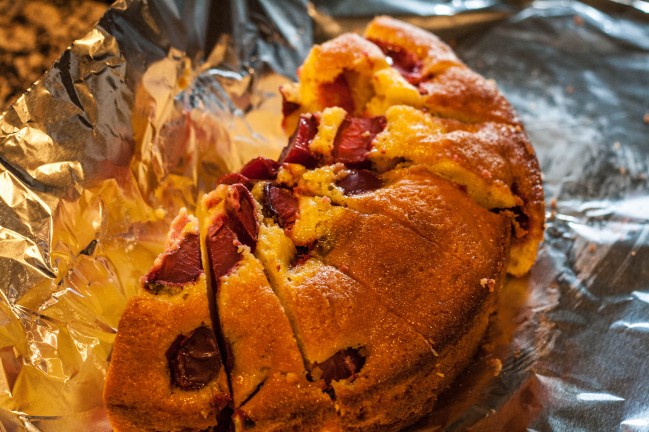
left=0, top=0, right=648, bottom=431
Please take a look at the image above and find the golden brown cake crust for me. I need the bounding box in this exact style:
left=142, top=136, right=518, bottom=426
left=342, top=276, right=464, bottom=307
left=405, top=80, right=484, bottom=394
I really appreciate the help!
left=247, top=165, right=511, bottom=430
left=285, top=165, right=511, bottom=347
left=104, top=212, right=229, bottom=432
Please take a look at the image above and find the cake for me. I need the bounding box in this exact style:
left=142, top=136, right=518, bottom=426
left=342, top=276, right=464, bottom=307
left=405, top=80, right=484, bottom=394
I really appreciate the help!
left=104, top=16, right=544, bottom=432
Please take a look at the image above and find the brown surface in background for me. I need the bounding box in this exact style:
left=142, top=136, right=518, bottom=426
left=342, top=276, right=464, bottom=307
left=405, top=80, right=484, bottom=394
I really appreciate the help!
left=0, top=0, right=110, bottom=110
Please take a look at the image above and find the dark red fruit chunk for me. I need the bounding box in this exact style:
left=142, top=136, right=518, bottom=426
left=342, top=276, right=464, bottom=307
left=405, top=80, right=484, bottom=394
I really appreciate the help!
left=206, top=216, right=241, bottom=281
left=313, top=348, right=366, bottom=385
left=218, top=173, right=251, bottom=188
left=166, top=326, right=221, bottom=390
left=333, top=116, right=387, bottom=167
left=206, top=185, right=259, bottom=284
left=319, top=73, right=355, bottom=113
left=336, top=170, right=383, bottom=195
left=279, top=115, right=319, bottom=168
left=368, top=38, right=424, bottom=85
left=282, top=98, right=301, bottom=118
left=291, top=244, right=313, bottom=267
left=225, top=184, right=259, bottom=252
left=262, top=184, right=299, bottom=229
left=144, top=233, right=202, bottom=290
left=290, top=242, right=318, bottom=268
left=239, top=157, right=280, bottom=180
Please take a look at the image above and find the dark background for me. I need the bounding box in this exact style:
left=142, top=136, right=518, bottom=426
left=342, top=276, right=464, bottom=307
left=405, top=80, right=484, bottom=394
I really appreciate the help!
left=0, top=0, right=112, bottom=109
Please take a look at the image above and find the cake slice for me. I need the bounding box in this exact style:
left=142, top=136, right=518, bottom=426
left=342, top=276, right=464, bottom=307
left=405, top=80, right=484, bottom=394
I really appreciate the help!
left=198, top=184, right=339, bottom=431
left=103, top=209, right=230, bottom=432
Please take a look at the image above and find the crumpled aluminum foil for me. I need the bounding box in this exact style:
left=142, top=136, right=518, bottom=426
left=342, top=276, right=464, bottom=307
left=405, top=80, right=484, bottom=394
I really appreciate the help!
left=0, top=0, right=647, bottom=430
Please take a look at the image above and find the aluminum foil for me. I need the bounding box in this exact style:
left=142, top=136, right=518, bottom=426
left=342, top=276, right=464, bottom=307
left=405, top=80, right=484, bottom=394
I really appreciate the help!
left=0, top=0, right=648, bottom=430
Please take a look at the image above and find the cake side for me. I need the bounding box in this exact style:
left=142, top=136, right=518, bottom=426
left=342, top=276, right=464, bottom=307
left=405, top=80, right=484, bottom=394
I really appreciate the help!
left=103, top=211, right=230, bottom=431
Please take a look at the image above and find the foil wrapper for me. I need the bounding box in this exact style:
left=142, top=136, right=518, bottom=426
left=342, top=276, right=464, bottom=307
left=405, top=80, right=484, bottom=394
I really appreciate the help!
left=0, top=0, right=648, bottom=430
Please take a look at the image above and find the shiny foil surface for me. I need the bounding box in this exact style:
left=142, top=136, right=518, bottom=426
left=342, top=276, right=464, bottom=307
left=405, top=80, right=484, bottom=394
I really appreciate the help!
left=0, top=0, right=648, bottom=430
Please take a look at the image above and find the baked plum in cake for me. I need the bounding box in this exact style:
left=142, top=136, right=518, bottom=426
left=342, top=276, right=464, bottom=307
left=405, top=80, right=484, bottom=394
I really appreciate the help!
left=103, top=210, right=230, bottom=432
left=105, top=16, right=544, bottom=432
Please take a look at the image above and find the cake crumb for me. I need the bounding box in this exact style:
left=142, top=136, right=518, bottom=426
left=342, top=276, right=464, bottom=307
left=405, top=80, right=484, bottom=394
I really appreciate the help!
left=480, top=278, right=496, bottom=292
left=613, top=141, right=621, bottom=151
left=573, top=15, right=584, bottom=26
left=619, top=166, right=627, bottom=175
left=588, top=243, right=597, bottom=253
left=565, top=85, right=575, bottom=94
left=631, top=250, right=637, bottom=257
left=644, top=113, right=649, bottom=124
left=488, top=358, right=503, bottom=376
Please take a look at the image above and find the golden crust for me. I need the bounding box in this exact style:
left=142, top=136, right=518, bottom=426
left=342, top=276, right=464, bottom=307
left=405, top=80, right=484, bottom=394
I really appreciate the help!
left=256, top=169, right=509, bottom=430
left=104, top=213, right=230, bottom=431
left=299, top=33, right=388, bottom=88
left=417, top=67, right=518, bottom=124
left=289, top=167, right=511, bottom=343
left=364, top=16, right=517, bottom=124
left=335, top=295, right=495, bottom=432
left=369, top=111, right=544, bottom=275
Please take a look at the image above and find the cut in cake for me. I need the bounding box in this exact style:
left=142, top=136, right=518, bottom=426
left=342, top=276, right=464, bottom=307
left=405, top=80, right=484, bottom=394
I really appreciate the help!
left=104, top=16, right=544, bottom=432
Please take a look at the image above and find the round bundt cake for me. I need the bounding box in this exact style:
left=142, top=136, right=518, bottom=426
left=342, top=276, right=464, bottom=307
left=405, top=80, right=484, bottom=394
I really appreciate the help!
left=104, top=16, right=544, bottom=432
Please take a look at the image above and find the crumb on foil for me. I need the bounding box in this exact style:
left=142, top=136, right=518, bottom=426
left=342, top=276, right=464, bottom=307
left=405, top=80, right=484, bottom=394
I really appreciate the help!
left=488, top=358, right=503, bottom=377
